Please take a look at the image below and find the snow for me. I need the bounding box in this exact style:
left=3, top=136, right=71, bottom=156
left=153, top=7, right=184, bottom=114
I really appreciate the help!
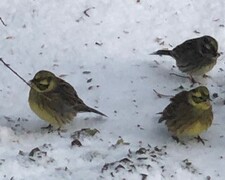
left=0, top=0, right=225, bottom=179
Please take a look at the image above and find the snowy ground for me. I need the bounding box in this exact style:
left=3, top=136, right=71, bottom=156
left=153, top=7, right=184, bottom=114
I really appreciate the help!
left=0, top=0, right=225, bottom=179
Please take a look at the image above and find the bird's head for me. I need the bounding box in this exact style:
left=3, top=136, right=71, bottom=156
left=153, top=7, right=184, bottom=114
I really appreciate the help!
left=29, top=70, right=58, bottom=92
left=188, top=86, right=211, bottom=110
left=200, top=35, right=219, bottom=57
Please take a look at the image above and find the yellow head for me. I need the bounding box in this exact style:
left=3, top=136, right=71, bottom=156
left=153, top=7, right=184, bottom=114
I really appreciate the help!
left=188, top=86, right=211, bottom=110
left=30, top=70, right=57, bottom=92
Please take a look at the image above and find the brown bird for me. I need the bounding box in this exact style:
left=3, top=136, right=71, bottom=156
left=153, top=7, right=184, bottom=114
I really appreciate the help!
left=28, top=70, right=107, bottom=128
left=158, top=86, right=213, bottom=144
left=151, top=35, right=220, bottom=82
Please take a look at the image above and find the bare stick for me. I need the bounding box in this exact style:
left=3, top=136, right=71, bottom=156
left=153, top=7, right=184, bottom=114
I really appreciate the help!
left=0, top=58, right=31, bottom=87
left=0, top=17, right=7, bottom=26
left=153, top=89, right=173, bottom=98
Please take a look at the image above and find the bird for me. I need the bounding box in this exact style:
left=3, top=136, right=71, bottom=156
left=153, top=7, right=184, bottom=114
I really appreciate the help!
left=28, top=70, right=107, bottom=128
left=151, top=35, right=220, bottom=82
left=158, top=86, right=213, bottom=144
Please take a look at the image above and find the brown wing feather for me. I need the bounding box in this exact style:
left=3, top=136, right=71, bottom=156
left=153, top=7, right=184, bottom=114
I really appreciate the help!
left=159, top=90, right=212, bottom=136
left=158, top=91, right=189, bottom=123
left=47, top=78, right=107, bottom=116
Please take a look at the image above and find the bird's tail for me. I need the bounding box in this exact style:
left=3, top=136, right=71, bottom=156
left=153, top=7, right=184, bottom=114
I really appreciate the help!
left=151, top=50, right=172, bottom=56
left=157, top=112, right=165, bottom=123
left=82, top=106, right=107, bottom=117
left=158, top=117, right=165, bottom=123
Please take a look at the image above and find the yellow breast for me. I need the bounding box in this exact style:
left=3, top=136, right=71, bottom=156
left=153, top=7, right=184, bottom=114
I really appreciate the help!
left=176, top=119, right=212, bottom=137
left=29, top=101, right=60, bottom=127
left=189, top=59, right=217, bottom=76
left=28, top=90, right=62, bottom=127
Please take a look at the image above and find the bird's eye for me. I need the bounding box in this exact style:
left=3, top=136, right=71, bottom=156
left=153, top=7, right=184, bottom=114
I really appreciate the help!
left=192, top=95, right=205, bottom=103
left=34, top=78, right=51, bottom=91
left=201, top=43, right=214, bottom=55
left=204, top=44, right=211, bottom=50
left=202, top=37, right=217, bottom=52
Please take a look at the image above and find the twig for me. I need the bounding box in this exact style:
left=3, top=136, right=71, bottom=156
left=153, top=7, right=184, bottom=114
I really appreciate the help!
left=153, top=89, right=173, bottom=98
left=0, top=58, right=31, bottom=87
left=0, top=17, right=7, bottom=26
left=83, top=7, right=95, bottom=17
left=154, top=60, right=160, bottom=65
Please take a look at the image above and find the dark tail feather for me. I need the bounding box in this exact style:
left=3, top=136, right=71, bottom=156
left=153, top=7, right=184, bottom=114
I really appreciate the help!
left=84, top=106, right=108, bottom=117
left=151, top=50, right=172, bottom=56
left=158, top=117, right=165, bottom=123
left=157, top=112, right=165, bottom=123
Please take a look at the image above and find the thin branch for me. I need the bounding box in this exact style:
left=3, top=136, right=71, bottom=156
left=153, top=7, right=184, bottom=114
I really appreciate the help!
left=153, top=89, right=173, bottom=98
left=0, top=58, right=31, bottom=87
left=0, top=17, right=7, bottom=26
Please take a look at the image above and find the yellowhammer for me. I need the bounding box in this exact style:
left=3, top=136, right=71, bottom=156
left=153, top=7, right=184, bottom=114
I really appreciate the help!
left=158, top=86, right=213, bottom=144
left=29, top=70, right=106, bottom=128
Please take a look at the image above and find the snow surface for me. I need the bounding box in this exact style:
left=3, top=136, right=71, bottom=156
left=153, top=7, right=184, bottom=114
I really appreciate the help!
left=0, top=0, right=225, bottom=179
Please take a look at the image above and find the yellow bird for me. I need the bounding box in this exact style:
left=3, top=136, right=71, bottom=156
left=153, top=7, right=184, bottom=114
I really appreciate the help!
left=28, top=70, right=107, bottom=128
left=158, top=86, right=213, bottom=144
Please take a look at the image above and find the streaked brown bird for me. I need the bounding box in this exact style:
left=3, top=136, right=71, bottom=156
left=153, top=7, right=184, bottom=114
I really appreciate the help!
left=158, top=86, right=213, bottom=144
left=151, top=35, right=220, bottom=82
left=28, top=70, right=107, bottom=128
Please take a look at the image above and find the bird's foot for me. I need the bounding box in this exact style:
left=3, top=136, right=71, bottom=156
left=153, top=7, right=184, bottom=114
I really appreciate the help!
left=194, top=135, right=207, bottom=145
left=57, top=128, right=63, bottom=137
left=41, top=124, right=66, bottom=137
left=203, top=74, right=211, bottom=79
left=172, top=135, right=179, bottom=143
left=170, top=73, right=190, bottom=80
left=41, top=124, right=54, bottom=133
left=172, top=136, right=185, bottom=145
left=190, top=76, right=199, bottom=84
left=169, top=73, right=200, bottom=85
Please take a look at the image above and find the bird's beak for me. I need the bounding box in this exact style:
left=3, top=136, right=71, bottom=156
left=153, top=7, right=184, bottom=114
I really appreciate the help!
left=28, top=79, right=34, bottom=86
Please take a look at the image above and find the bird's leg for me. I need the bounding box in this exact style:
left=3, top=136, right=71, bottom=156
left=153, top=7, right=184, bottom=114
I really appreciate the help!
left=203, top=74, right=211, bottom=79
left=41, top=124, right=52, bottom=129
left=172, top=136, right=186, bottom=145
left=194, top=135, right=207, bottom=145
left=41, top=124, right=53, bottom=133
left=169, top=73, right=200, bottom=84
left=170, top=73, right=190, bottom=80
left=172, top=135, right=180, bottom=143
left=170, top=73, right=196, bottom=83
left=57, top=128, right=63, bottom=137
left=56, top=128, right=68, bottom=137
left=189, top=76, right=202, bottom=87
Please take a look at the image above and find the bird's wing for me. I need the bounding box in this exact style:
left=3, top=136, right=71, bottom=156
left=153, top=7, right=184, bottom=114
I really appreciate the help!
left=159, top=91, right=189, bottom=122
left=45, top=79, right=85, bottom=113
left=173, top=39, right=202, bottom=65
